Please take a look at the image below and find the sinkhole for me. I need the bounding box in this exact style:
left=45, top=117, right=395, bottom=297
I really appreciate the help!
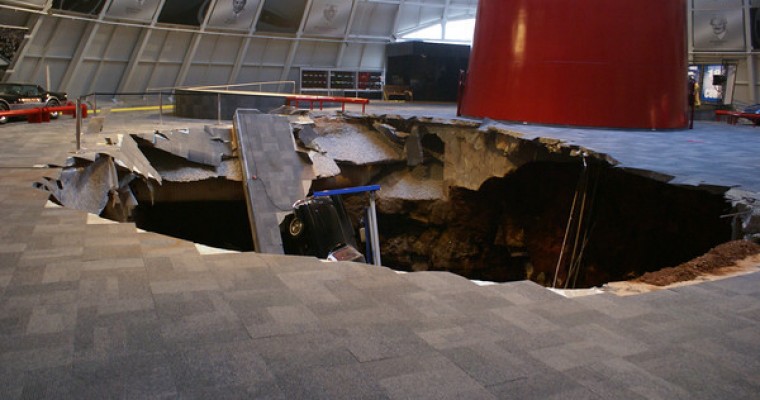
left=38, top=114, right=755, bottom=289
left=368, top=161, right=734, bottom=288
left=130, top=160, right=734, bottom=289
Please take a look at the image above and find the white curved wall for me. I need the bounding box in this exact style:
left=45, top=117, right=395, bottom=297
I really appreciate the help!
left=1, top=0, right=478, bottom=98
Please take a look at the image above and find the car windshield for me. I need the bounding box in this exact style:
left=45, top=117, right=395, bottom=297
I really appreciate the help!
left=0, top=84, right=24, bottom=95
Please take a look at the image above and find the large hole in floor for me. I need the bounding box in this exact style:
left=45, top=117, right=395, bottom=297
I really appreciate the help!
left=131, top=160, right=734, bottom=289
left=42, top=115, right=750, bottom=289
left=372, top=161, right=734, bottom=288
left=133, top=201, right=254, bottom=252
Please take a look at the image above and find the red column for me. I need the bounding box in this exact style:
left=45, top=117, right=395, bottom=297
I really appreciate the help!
left=460, top=0, right=688, bottom=130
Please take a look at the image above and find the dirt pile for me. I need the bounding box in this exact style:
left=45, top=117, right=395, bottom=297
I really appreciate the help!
left=635, top=240, right=760, bottom=286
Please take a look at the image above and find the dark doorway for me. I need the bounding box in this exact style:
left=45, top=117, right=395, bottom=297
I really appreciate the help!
left=386, top=41, right=470, bottom=102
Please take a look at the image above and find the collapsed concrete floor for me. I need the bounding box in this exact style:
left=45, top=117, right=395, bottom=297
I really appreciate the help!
left=5, top=107, right=760, bottom=398
left=36, top=108, right=760, bottom=289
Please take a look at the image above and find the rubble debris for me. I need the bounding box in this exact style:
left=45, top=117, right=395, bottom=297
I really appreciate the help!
left=86, top=116, right=105, bottom=134
left=372, top=122, right=409, bottom=145
left=36, top=133, right=161, bottom=220
left=406, top=128, right=424, bottom=167
left=36, top=155, right=121, bottom=215
left=37, top=111, right=759, bottom=289
left=133, top=128, right=225, bottom=167
left=136, top=147, right=242, bottom=183
left=296, top=124, right=319, bottom=149
left=377, top=167, right=444, bottom=201
left=312, top=118, right=404, bottom=164
left=306, top=151, right=341, bottom=179
left=131, top=126, right=241, bottom=184
left=71, top=133, right=161, bottom=184
left=205, top=124, right=234, bottom=142
left=635, top=240, right=760, bottom=286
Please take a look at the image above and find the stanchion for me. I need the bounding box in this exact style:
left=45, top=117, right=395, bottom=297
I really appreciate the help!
left=75, top=98, right=82, bottom=152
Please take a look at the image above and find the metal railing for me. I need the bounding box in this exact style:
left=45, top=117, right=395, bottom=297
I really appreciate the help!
left=147, top=81, right=297, bottom=95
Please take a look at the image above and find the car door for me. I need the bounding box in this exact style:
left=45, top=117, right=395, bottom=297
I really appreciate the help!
left=22, top=85, right=44, bottom=107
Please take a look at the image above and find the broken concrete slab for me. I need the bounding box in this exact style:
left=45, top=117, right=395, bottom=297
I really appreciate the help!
left=205, top=124, right=234, bottom=142
left=234, top=110, right=305, bottom=254
left=312, top=119, right=404, bottom=165
left=133, top=128, right=225, bottom=167
left=378, top=167, right=444, bottom=201
left=86, top=116, right=105, bottom=134
left=307, top=151, right=341, bottom=179
left=35, top=154, right=119, bottom=215
left=74, top=133, right=161, bottom=184
left=373, top=122, right=409, bottom=145
left=406, top=129, right=424, bottom=167
left=138, top=147, right=242, bottom=182
left=297, top=124, right=319, bottom=149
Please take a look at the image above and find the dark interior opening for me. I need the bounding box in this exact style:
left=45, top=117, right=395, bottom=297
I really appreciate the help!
left=377, top=161, right=734, bottom=288
left=133, top=201, right=254, bottom=252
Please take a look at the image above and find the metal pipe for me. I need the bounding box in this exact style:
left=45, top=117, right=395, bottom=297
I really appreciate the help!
left=75, top=98, right=82, bottom=152
left=368, top=191, right=382, bottom=266
left=217, top=92, right=221, bottom=124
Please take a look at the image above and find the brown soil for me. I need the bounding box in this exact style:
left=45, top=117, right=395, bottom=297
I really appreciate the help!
left=635, top=240, right=760, bottom=286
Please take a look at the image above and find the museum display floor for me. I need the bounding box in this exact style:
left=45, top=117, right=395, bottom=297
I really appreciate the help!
left=0, top=105, right=758, bottom=399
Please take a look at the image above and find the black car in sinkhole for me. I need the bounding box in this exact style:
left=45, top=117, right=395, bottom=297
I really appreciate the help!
left=0, top=82, right=68, bottom=124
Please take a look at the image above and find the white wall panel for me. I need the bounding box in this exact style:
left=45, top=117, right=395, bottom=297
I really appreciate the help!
left=141, top=30, right=167, bottom=62
left=4, top=0, right=479, bottom=96
left=294, top=41, right=339, bottom=67
left=66, top=61, right=96, bottom=96
left=237, top=66, right=283, bottom=82
left=148, top=64, right=182, bottom=88
left=397, top=4, right=444, bottom=33
left=350, top=3, right=397, bottom=37
left=129, top=64, right=153, bottom=91
left=104, top=26, right=141, bottom=62
left=185, top=63, right=234, bottom=86
left=358, top=43, right=384, bottom=68
left=261, top=39, right=291, bottom=65
left=446, top=7, right=475, bottom=20
left=91, top=62, right=128, bottom=93
left=413, top=0, right=448, bottom=5
left=212, top=36, right=245, bottom=62
left=205, top=65, right=234, bottom=84
left=158, top=32, right=193, bottom=63
left=243, top=38, right=270, bottom=64
left=24, top=18, right=57, bottom=56
left=14, top=56, right=58, bottom=85
left=87, top=25, right=114, bottom=58
left=338, top=42, right=362, bottom=68
left=193, top=35, right=218, bottom=63
left=46, top=19, right=88, bottom=58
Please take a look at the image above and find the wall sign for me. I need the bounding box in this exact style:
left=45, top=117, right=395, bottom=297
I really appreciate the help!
left=303, top=0, right=353, bottom=37
left=693, top=9, right=745, bottom=51
left=106, top=0, right=162, bottom=22
left=207, top=0, right=261, bottom=30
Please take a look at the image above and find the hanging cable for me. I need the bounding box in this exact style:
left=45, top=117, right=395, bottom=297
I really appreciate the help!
left=564, top=159, right=603, bottom=289
left=552, top=155, right=586, bottom=288
left=568, top=164, right=602, bottom=288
